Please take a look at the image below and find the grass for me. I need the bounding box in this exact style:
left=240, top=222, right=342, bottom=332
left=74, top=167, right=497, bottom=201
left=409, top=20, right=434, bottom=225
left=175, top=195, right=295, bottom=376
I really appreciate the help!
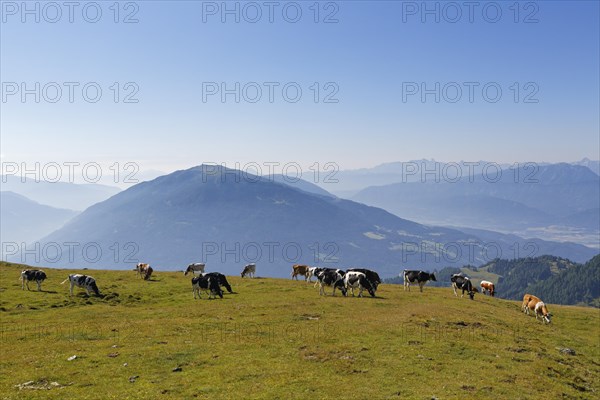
left=1, top=261, right=599, bottom=399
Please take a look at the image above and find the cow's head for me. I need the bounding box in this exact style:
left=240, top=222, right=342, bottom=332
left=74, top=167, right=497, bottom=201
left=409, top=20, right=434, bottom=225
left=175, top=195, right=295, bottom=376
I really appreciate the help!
left=90, top=282, right=101, bottom=296
left=429, top=273, right=437, bottom=282
left=542, top=308, right=552, bottom=324
left=468, top=290, right=475, bottom=300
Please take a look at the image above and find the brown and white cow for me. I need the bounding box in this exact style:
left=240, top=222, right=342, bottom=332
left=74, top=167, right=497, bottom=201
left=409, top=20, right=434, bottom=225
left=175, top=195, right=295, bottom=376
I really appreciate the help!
left=136, top=263, right=149, bottom=278
left=522, top=294, right=551, bottom=324
left=136, top=263, right=153, bottom=280
left=480, top=280, right=495, bottom=296
left=291, top=264, right=310, bottom=281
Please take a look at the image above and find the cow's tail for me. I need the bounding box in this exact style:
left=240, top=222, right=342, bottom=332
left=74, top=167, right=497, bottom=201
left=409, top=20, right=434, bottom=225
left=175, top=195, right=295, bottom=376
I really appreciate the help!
left=60, top=277, right=70, bottom=285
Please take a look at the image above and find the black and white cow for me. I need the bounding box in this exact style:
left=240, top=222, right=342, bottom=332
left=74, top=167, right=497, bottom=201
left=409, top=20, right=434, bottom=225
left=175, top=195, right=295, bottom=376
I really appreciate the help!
left=346, top=268, right=381, bottom=291
left=184, top=263, right=206, bottom=276
left=191, top=275, right=223, bottom=299
left=241, top=263, right=256, bottom=278
left=451, top=274, right=475, bottom=300
left=316, top=269, right=347, bottom=296
left=308, top=267, right=328, bottom=286
left=61, top=274, right=101, bottom=296
left=20, top=269, right=47, bottom=291
left=344, top=271, right=376, bottom=298
left=203, top=272, right=233, bottom=293
left=403, top=270, right=436, bottom=292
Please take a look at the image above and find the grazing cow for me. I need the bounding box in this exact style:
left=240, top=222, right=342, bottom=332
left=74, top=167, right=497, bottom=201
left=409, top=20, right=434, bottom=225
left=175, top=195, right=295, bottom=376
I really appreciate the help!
left=347, top=268, right=381, bottom=291
left=241, top=263, right=256, bottom=278
left=344, top=271, right=376, bottom=298
left=185, top=263, right=206, bottom=276
left=480, top=280, right=495, bottom=296
left=20, top=270, right=47, bottom=291
left=203, top=272, right=233, bottom=293
left=191, top=275, right=223, bottom=299
left=61, top=274, right=100, bottom=296
left=522, top=294, right=551, bottom=324
left=291, top=265, right=310, bottom=281
left=403, top=270, right=436, bottom=292
left=451, top=274, right=475, bottom=300
left=316, top=269, right=347, bottom=296
left=136, top=263, right=151, bottom=278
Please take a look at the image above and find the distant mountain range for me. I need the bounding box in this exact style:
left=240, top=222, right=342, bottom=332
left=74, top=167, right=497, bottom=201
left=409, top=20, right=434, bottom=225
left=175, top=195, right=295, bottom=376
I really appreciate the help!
left=318, top=159, right=599, bottom=196
left=351, top=163, right=600, bottom=246
left=1, top=175, right=121, bottom=211
left=16, top=165, right=593, bottom=277
left=0, top=191, right=78, bottom=244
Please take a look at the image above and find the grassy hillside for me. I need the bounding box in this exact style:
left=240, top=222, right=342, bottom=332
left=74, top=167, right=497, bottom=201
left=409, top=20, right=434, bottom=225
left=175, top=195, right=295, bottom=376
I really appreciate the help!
left=1, top=262, right=599, bottom=399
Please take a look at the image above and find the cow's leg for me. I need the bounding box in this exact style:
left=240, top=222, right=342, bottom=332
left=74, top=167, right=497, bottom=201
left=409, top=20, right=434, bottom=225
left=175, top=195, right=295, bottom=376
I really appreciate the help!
left=358, top=286, right=363, bottom=298
left=85, top=288, right=91, bottom=296
left=37, top=280, right=42, bottom=291
left=452, top=283, right=458, bottom=297
left=419, top=282, right=424, bottom=292
left=319, top=283, right=324, bottom=296
left=25, top=280, right=31, bottom=291
left=69, top=282, right=74, bottom=296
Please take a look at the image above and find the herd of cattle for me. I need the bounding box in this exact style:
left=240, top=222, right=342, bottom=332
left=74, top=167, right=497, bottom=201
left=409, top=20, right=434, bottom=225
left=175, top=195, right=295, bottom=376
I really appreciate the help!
left=18, top=263, right=551, bottom=323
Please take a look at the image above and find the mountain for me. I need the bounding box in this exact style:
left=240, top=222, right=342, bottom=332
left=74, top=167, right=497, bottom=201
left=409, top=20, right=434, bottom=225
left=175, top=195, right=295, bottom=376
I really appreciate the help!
left=481, top=255, right=578, bottom=300
left=572, top=158, right=600, bottom=175
left=1, top=175, right=121, bottom=211
left=0, top=191, right=78, bottom=245
left=527, top=254, right=600, bottom=307
left=31, top=165, right=594, bottom=277
left=267, top=174, right=335, bottom=198
left=352, top=164, right=600, bottom=242
left=318, top=159, right=600, bottom=196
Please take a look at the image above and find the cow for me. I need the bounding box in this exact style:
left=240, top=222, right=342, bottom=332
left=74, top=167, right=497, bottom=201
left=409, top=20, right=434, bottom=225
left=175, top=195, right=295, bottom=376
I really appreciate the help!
left=61, top=274, right=100, bottom=296
left=316, top=269, right=347, bottom=296
left=344, top=271, right=376, bottom=298
left=451, top=274, right=475, bottom=300
left=20, top=270, right=47, bottom=291
left=192, top=275, right=223, bottom=300
left=185, top=263, right=206, bottom=276
left=136, top=263, right=151, bottom=278
left=480, top=280, right=495, bottom=296
left=403, top=270, right=436, bottom=292
left=522, top=294, right=551, bottom=324
left=203, top=272, right=233, bottom=293
left=141, top=265, right=153, bottom=280
left=346, top=268, right=381, bottom=292
left=241, top=263, right=256, bottom=278
left=307, top=267, right=325, bottom=285
left=291, top=265, right=310, bottom=281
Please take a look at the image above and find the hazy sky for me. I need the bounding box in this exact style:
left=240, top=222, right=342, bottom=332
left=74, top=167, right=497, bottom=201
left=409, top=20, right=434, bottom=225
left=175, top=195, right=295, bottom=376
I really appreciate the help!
left=1, top=1, right=599, bottom=178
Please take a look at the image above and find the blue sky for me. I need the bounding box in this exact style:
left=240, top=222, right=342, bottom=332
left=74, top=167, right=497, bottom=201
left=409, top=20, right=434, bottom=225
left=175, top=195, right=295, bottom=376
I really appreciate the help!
left=1, top=1, right=599, bottom=175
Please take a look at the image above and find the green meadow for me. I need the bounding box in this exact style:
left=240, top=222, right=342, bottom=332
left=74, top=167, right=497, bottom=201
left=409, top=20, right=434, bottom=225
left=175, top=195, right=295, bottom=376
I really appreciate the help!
left=0, top=262, right=598, bottom=399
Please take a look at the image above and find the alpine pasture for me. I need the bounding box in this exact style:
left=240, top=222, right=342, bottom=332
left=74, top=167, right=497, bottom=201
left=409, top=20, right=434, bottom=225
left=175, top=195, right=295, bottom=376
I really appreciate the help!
left=0, top=262, right=598, bottom=399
